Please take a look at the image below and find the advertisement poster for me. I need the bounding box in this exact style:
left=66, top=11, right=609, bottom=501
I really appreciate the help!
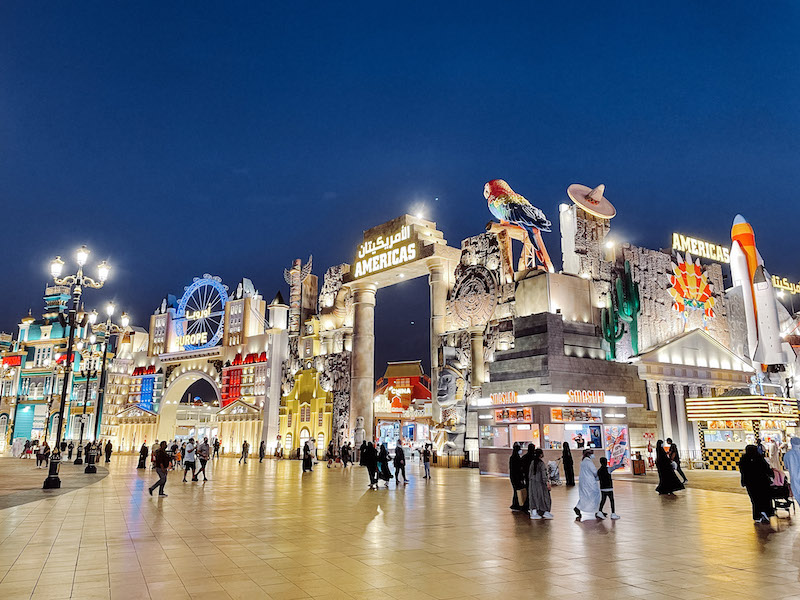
left=605, top=425, right=629, bottom=470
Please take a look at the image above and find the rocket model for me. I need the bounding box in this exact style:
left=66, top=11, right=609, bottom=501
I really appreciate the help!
left=729, top=214, right=795, bottom=369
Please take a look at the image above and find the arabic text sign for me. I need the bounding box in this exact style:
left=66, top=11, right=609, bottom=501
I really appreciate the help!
left=772, top=275, right=800, bottom=295
left=353, top=225, right=417, bottom=278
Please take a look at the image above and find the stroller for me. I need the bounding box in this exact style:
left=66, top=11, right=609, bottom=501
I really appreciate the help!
left=547, top=459, right=563, bottom=486
left=770, top=471, right=795, bottom=515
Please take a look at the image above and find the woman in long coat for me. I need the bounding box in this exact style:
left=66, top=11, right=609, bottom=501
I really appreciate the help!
left=528, top=449, right=553, bottom=519
left=137, top=443, right=149, bottom=469
left=574, top=449, right=604, bottom=520
left=655, top=440, right=685, bottom=495
left=509, top=442, right=525, bottom=510
left=377, top=444, right=392, bottom=487
left=562, top=442, right=575, bottom=486
left=739, top=444, right=774, bottom=523
left=302, top=442, right=313, bottom=472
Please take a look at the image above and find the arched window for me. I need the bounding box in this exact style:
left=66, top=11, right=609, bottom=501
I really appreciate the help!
left=0, top=414, right=8, bottom=440
left=299, top=428, right=310, bottom=449
left=285, top=433, right=293, bottom=450
left=317, top=433, right=325, bottom=451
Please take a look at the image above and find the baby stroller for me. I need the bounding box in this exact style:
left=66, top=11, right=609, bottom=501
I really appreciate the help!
left=547, top=459, right=562, bottom=486
left=770, top=471, right=795, bottom=515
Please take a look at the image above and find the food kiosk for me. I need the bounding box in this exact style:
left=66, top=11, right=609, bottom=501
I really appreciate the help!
left=474, top=390, right=641, bottom=476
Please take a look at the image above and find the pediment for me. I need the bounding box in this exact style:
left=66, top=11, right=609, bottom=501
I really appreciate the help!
left=217, top=399, right=261, bottom=415
left=116, top=405, right=158, bottom=419
left=637, top=328, right=753, bottom=373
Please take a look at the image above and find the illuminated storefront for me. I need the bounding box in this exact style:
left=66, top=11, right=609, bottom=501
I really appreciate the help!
left=686, top=393, right=799, bottom=470
left=473, top=390, right=640, bottom=476
left=373, top=361, right=432, bottom=450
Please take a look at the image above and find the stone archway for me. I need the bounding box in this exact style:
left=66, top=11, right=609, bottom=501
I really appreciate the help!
left=157, top=371, right=221, bottom=441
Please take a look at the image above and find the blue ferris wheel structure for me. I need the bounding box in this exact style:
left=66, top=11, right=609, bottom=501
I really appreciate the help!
left=175, top=274, right=229, bottom=350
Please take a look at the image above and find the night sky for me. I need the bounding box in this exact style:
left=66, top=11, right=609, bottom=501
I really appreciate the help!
left=2, top=3, right=799, bottom=374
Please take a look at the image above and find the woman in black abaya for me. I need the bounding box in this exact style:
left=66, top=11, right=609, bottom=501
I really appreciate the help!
left=562, top=442, right=575, bottom=486
left=739, top=444, right=774, bottom=523
left=655, top=439, right=685, bottom=495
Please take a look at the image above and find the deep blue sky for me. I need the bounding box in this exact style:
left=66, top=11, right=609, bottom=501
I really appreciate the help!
left=2, top=3, right=799, bottom=373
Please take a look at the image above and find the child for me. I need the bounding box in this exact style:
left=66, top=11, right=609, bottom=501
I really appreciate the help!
left=597, top=456, right=621, bottom=520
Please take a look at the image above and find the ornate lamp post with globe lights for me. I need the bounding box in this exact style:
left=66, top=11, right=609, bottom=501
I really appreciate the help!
left=43, top=246, right=110, bottom=489
left=90, top=302, right=130, bottom=446
left=73, top=335, right=99, bottom=467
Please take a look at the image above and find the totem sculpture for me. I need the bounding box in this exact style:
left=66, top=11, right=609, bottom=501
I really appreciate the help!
left=434, top=356, right=467, bottom=454
left=616, top=259, right=641, bottom=355
left=484, top=179, right=554, bottom=272
left=283, top=256, right=313, bottom=336
left=600, top=299, right=624, bottom=360
left=353, top=415, right=366, bottom=457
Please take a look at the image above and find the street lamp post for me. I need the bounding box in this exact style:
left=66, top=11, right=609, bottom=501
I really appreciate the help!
left=92, top=303, right=130, bottom=443
left=43, top=246, right=110, bottom=490
left=74, top=337, right=98, bottom=466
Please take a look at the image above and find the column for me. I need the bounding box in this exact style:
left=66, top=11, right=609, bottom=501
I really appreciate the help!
left=469, top=327, right=485, bottom=388
left=646, top=380, right=659, bottom=412
left=350, top=283, right=377, bottom=439
left=657, top=382, right=674, bottom=442
left=673, top=384, right=689, bottom=456
left=428, top=260, right=448, bottom=421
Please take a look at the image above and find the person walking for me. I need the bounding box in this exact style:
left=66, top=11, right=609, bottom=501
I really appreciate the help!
left=259, top=440, right=266, bottom=463
left=327, top=440, right=336, bottom=468
left=562, top=442, right=575, bottom=486
left=183, top=437, right=197, bottom=482
left=519, top=443, right=536, bottom=510
left=213, top=438, right=220, bottom=459
left=67, top=441, right=74, bottom=460
left=196, top=437, right=210, bottom=481
left=302, top=442, right=313, bottom=472
left=137, top=443, right=149, bottom=469
left=363, top=442, right=378, bottom=489
left=739, top=444, right=775, bottom=523
left=377, top=443, right=392, bottom=487
left=148, top=441, right=170, bottom=497
left=509, top=442, right=526, bottom=511
left=104, top=440, right=113, bottom=463
left=574, top=449, right=605, bottom=520
left=341, top=442, right=351, bottom=468
left=597, top=456, right=621, bottom=519
left=784, top=437, right=800, bottom=502
left=666, top=438, right=687, bottom=484
left=422, top=444, right=432, bottom=479
left=359, top=441, right=367, bottom=466
left=655, top=440, right=685, bottom=496
left=151, top=439, right=160, bottom=469
left=394, top=444, right=409, bottom=484
left=35, top=442, right=47, bottom=468
left=528, top=448, right=553, bottom=519
left=239, top=440, right=249, bottom=464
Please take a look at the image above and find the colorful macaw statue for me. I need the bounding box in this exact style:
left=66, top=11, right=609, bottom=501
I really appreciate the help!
left=484, top=179, right=553, bottom=272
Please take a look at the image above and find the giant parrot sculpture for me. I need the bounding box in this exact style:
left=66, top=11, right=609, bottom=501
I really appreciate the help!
left=484, top=179, right=553, bottom=272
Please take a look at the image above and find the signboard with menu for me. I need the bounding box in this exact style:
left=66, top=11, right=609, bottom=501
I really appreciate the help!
left=494, top=407, right=532, bottom=424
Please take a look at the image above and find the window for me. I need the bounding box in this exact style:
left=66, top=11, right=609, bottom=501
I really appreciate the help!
left=318, top=411, right=323, bottom=427
left=287, top=411, right=292, bottom=427
left=34, top=346, right=53, bottom=367
left=300, top=405, right=310, bottom=422
left=284, top=433, right=293, bottom=450
left=317, top=432, right=325, bottom=451
left=299, top=428, right=310, bottom=448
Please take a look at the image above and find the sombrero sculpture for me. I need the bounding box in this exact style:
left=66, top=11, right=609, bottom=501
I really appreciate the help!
left=566, top=183, right=616, bottom=219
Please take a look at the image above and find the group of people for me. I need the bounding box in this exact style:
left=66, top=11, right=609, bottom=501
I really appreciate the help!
left=147, top=436, right=212, bottom=497
left=737, top=436, right=800, bottom=524
left=359, top=441, right=413, bottom=488
left=509, top=441, right=623, bottom=520
left=13, top=438, right=113, bottom=466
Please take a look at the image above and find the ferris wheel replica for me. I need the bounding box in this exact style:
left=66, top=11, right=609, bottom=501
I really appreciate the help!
left=175, top=274, right=229, bottom=350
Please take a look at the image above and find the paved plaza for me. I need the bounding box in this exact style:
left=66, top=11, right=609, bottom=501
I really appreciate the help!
left=0, top=456, right=798, bottom=600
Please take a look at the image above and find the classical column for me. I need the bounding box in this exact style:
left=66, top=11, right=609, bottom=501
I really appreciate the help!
left=469, top=327, right=485, bottom=388
left=428, top=260, right=448, bottom=421
left=646, top=380, right=659, bottom=412
left=673, top=384, right=689, bottom=455
left=350, top=282, right=377, bottom=439
left=657, top=382, right=674, bottom=441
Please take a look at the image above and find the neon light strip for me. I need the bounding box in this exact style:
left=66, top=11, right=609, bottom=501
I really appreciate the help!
left=473, top=393, right=628, bottom=407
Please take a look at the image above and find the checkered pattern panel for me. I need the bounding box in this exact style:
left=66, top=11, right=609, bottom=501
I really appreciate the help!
left=704, top=448, right=741, bottom=471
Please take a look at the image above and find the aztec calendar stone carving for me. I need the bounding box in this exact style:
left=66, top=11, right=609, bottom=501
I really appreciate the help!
left=452, top=265, right=498, bottom=327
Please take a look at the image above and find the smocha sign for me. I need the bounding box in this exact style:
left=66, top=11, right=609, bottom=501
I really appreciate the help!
left=353, top=224, right=417, bottom=278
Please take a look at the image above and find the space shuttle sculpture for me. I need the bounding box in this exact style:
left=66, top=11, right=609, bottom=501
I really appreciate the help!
left=729, top=214, right=795, bottom=369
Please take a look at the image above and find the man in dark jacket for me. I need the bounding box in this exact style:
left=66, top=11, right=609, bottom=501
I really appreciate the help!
left=362, top=442, right=378, bottom=489
left=148, top=441, right=170, bottom=497
left=104, top=440, right=113, bottom=463
left=394, top=445, right=409, bottom=484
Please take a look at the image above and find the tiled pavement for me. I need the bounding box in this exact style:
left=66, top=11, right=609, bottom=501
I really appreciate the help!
left=0, top=455, right=798, bottom=600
